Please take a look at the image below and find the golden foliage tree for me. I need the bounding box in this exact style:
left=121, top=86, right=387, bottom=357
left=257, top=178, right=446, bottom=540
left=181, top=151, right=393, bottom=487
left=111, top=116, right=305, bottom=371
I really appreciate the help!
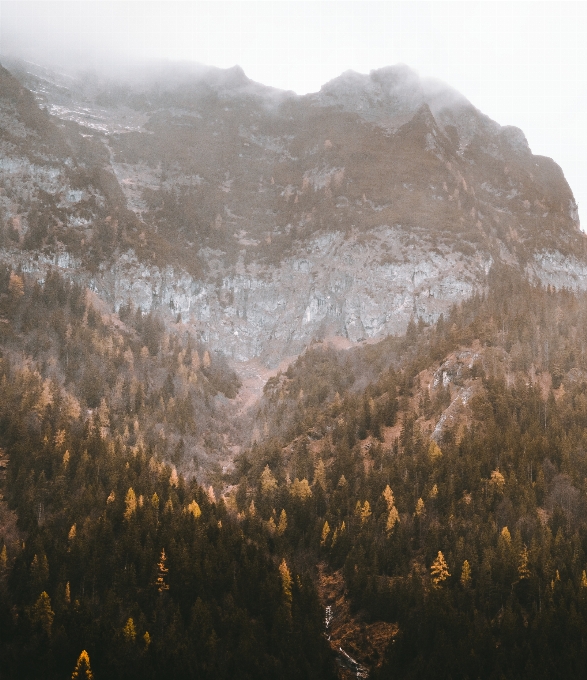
left=460, top=560, right=471, bottom=589
left=489, top=469, right=506, bottom=492
left=122, top=617, right=136, bottom=643
left=383, top=485, right=400, bottom=534
left=428, top=441, right=442, bottom=461
left=71, top=650, right=93, bottom=680
left=321, top=520, right=330, bottom=546
left=290, top=477, right=312, bottom=500
left=124, top=487, right=137, bottom=520
left=187, top=500, right=202, bottom=519
left=431, top=551, right=450, bottom=587
left=360, top=500, right=372, bottom=524
left=277, top=509, right=288, bottom=536
left=260, top=465, right=278, bottom=494
left=279, top=558, right=292, bottom=608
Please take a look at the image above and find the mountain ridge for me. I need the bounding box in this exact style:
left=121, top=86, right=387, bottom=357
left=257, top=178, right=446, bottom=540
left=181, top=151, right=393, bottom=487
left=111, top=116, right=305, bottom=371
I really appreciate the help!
left=0, top=59, right=584, bottom=369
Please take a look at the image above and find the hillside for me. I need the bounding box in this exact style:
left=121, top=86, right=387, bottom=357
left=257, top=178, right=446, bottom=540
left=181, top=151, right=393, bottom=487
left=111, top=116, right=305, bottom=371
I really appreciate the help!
left=2, top=59, right=587, bottom=678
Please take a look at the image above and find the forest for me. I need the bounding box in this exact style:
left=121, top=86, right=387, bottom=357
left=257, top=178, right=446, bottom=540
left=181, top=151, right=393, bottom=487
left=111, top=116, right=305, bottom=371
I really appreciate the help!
left=2, top=264, right=587, bottom=678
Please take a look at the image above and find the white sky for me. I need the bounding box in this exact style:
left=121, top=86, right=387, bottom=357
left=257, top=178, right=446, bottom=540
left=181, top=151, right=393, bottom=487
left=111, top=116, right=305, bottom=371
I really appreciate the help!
left=2, top=1, right=587, bottom=226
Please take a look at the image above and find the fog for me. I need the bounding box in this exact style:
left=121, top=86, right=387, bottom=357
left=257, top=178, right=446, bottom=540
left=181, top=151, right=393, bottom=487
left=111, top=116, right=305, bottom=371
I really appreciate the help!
left=2, top=0, right=587, bottom=225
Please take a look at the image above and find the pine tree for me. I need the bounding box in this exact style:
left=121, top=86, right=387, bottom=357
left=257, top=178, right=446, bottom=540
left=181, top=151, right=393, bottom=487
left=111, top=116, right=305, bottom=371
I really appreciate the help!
left=431, top=551, right=450, bottom=587
left=71, top=650, right=93, bottom=680
left=31, top=591, right=54, bottom=636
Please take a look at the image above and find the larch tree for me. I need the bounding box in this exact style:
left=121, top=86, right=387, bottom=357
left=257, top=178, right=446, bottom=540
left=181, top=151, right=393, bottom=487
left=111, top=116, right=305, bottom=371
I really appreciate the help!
left=460, top=560, right=472, bottom=589
left=124, top=487, right=137, bottom=520
left=260, top=465, right=278, bottom=494
left=279, top=558, right=292, bottom=609
left=187, top=500, right=201, bottom=519
left=71, top=650, right=93, bottom=680
left=277, top=509, right=288, bottom=536
left=431, top=551, right=450, bottom=587
left=321, top=520, right=330, bottom=546
left=122, top=617, right=136, bottom=643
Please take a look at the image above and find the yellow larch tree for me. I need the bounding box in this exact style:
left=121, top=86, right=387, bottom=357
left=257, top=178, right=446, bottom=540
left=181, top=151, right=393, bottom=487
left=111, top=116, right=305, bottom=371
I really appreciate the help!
left=290, top=478, right=312, bottom=500
left=122, top=617, right=136, bottom=643
left=431, top=551, right=450, bottom=587
left=187, top=500, right=201, bottom=519
left=321, top=520, right=330, bottom=546
left=260, top=465, right=278, bottom=494
left=277, top=509, right=288, bottom=536
left=71, top=650, right=93, bottom=680
left=124, top=488, right=137, bottom=520
left=279, top=558, right=292, bottom=608
left=460, top=560, right=471, bottom=589
left=360, top=500, right=372, bottom=524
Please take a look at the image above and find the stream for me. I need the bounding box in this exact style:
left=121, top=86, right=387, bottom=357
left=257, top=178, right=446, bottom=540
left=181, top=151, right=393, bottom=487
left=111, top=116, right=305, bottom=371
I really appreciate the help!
left=325, top=606, right=369, bottom=679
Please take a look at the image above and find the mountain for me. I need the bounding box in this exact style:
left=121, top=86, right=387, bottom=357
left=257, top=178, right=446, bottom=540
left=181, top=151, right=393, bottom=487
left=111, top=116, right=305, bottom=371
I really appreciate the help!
left=2, top=59, right=587, bottom=679
left=1, top=59, right=585, bottom=370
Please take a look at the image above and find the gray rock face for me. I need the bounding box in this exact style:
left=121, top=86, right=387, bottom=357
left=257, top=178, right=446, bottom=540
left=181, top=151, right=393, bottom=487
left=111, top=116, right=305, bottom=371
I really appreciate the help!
left=1, top=60, right=585, bottom=369
left=87, top=227, right=491, bottom=365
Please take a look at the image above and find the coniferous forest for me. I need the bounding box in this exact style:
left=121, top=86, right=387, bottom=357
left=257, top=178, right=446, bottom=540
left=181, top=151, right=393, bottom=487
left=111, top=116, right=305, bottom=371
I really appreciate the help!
left=3, top=265, right=587, bottom=678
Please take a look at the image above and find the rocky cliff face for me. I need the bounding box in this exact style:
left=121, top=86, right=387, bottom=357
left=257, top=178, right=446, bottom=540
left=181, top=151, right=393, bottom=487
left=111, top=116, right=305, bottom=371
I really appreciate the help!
left=0, top=60, right=584, bottom=367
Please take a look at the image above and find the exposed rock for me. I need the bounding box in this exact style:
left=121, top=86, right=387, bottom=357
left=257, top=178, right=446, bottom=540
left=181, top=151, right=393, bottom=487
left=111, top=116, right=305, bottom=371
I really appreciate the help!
left=1, top=59, right=585, bottom=369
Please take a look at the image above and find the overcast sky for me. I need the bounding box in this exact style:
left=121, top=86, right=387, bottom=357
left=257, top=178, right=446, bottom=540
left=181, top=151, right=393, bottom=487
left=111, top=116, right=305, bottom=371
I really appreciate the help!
left=2, top=1, right=587, bottom=226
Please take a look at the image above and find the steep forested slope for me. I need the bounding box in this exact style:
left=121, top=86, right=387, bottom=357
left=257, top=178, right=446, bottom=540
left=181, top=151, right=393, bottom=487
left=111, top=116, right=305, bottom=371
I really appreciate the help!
left=231, top=268, right=587, bottom=677
left=0, top=269, right=334, bottom=679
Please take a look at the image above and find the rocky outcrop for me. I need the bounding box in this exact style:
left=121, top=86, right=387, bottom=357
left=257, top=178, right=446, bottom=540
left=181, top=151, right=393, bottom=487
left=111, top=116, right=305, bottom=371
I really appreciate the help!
left=1, top=60, right=585, bottom=368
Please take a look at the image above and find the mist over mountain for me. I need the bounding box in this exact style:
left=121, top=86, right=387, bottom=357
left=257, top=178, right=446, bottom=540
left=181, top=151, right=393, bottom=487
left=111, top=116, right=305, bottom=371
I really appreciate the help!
left=1, top=58, right=584, bottom=369
left=2, top=58, right=587, bottom=679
